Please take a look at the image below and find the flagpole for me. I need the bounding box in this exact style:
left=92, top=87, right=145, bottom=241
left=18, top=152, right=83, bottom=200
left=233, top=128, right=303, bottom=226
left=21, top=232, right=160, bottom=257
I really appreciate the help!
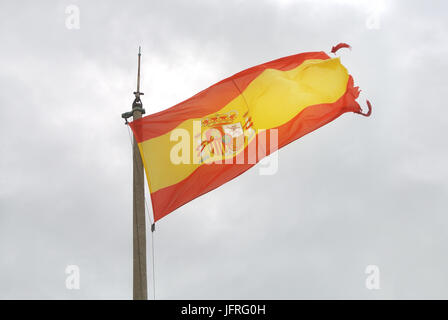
left=122, top=47, right=147, bottom=300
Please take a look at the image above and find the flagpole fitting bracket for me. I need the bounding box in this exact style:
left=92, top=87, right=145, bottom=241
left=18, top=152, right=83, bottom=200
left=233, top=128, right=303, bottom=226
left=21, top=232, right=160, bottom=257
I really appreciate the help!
left=122, top=92, right=146, bottom=124
left=121, top=111, right=133, bottom=124
left=132, top=92, right=146, bottom=114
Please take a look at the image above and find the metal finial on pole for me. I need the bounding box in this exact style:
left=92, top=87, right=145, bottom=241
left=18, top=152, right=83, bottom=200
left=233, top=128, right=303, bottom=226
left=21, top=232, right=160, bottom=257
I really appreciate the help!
left=121, top=47, right=145, bottom=122
left=132, top=47, right=145, bottom=112
left=137, top=46, right=141, bottom=92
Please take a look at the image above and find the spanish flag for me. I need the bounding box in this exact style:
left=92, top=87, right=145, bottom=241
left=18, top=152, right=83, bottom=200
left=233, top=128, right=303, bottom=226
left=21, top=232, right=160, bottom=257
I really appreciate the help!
left=129, top=45, right=371, bottom=222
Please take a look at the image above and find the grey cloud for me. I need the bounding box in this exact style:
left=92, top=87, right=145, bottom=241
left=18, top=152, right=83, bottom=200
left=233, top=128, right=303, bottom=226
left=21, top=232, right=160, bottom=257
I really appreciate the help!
left=1, top=0, right=447, bottom=299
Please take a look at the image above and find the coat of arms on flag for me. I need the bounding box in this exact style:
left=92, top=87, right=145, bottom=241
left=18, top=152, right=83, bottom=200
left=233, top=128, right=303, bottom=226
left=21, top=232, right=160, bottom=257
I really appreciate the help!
left=198, top=110, right=255, bottom=163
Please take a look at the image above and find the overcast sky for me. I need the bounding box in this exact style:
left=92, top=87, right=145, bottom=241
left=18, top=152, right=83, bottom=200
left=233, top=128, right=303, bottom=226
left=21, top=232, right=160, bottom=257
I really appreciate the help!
left=1, top=0, right=448, bottom=299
